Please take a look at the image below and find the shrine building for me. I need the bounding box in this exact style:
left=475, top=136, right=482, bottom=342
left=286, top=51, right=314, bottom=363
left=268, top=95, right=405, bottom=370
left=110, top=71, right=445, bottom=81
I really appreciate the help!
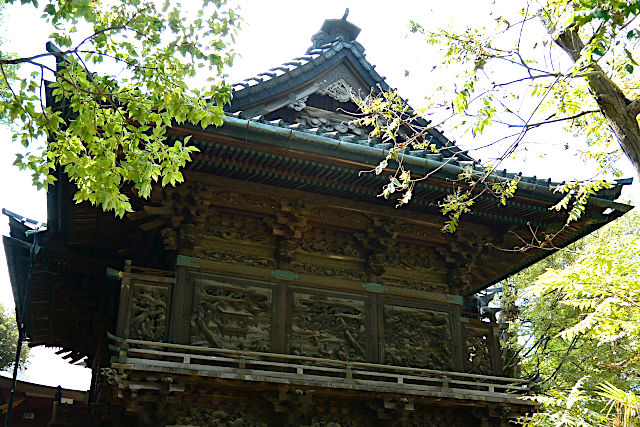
left=3, top=14, right=633, bottom=426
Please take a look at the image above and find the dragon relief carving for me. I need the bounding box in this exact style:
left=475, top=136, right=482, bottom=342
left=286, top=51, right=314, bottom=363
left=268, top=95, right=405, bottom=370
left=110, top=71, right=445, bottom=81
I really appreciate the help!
left=298, top=228, right=363, bottom=258
left=192, top=247, right=276, bottom=268
left=290, top=293, right=366, bottom=362
left=130, top=285, right=169, bottom=342
left=204, top=213, right=273, bottom=245
left=290, top=262, right=366, bottom=282
left=383, top=306, right=452, bottom=370
left=174, top=406, right=267, bottom=427
left=465, top=330, right=493, bottom=375
left=190, top=280, right=272, bottom=352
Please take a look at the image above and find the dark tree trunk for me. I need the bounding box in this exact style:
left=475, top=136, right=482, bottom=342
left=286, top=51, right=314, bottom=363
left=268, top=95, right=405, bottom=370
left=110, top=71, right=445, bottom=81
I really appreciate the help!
left=555, top=28, right=640, bottom=178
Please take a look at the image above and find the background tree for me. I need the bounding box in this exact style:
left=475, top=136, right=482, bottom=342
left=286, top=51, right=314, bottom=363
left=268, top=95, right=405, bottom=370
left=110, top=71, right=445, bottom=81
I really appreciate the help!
left=0, top=306, right=28, bottom=370
left=500, top=210, right=640, bottom=426
left=0, top=0, right=240, bottom=216
left=358, top=0, right=638, bottom=228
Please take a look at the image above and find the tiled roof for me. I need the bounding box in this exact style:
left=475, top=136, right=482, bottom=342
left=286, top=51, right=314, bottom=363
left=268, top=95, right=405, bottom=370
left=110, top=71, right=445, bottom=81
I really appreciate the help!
left=204, top=113, right=632, bottom=203
left=231, top=40, right=388, bottom=96
left=227, top=39, right=470, bottom=162
left=222, top=25, right=632, bottom=202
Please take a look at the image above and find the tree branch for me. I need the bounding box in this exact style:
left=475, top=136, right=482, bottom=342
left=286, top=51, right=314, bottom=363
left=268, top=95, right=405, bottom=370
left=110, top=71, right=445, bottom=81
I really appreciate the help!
left=627, top=98, right=640, bottom=118
left=505, top=110, right=599, bottom=129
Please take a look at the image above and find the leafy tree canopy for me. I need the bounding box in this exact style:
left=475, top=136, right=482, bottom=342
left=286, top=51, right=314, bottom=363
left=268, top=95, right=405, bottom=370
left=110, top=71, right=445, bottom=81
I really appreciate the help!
left=0, top=0, right=240, bottom=216
left=358, top=0, right=639, bottom=229
left=0, top=305, right=28, bottom=370
left=501, top=210, right=640, bottom=426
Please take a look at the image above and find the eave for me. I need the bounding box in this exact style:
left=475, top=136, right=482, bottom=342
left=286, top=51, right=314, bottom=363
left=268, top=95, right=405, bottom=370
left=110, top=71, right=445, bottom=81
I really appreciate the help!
left=167, top=115, right=633, bottom=293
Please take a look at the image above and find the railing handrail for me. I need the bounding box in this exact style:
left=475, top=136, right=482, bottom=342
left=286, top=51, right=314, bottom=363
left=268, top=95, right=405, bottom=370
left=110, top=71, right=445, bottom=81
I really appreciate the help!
left=107, top=333, right=529, bottom=385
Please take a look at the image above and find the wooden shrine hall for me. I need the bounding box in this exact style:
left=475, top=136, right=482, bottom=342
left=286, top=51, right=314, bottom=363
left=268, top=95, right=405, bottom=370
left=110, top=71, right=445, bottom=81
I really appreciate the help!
left=3, top=13, right=634, bottom=427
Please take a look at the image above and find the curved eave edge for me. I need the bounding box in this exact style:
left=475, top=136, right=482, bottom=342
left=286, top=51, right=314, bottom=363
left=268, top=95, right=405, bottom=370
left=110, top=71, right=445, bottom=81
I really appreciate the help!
left=2, top=235, right=34, bottom=337
left=466, top=205, right=634, bottom=296
left=195, top=116, right=634, bottom=206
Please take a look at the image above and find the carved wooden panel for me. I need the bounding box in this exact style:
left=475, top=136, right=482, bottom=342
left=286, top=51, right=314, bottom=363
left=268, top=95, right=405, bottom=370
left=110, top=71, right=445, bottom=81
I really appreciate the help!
left=129, top=282, right=171, bottom=342
left=298, top=227, right=363, bottom=259
left=174, top=406, right=267, bottom=427
left=289, top=291, right=367, bottom=362
left=190, top=278, right=272, bottom=352
left=463, top=323, right=498, bottom=375
left=382, top=305, right=453, bottom=370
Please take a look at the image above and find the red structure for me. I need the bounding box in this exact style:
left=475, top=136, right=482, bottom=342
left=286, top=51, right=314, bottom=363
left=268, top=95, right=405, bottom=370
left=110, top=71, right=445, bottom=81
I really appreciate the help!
left=0, top=376, right=88, bottom=427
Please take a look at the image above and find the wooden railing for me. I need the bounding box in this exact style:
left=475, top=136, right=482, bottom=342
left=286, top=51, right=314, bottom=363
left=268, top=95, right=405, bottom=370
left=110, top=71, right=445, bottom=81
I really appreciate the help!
left=107, top=334, right=530, bottom=403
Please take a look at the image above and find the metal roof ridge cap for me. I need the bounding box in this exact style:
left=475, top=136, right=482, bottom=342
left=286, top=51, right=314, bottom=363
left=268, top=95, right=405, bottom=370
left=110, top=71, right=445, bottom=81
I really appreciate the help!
left=219, top=116, right=630, bottom=202
left=586, top=196, right=634, bottom=211
left=223, top=116, right=462, bottom=177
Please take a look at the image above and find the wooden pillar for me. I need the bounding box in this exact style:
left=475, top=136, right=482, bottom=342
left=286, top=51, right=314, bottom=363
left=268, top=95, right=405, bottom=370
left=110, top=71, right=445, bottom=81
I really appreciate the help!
left=453, top=305, right=464, bottom=371
left=369, top=294, right=383, bottom=363
left=272, top=282, right=288, bottom=353
left=169, top=264, right=190, bottom=344
left=115, top=260, right=132, bottom=338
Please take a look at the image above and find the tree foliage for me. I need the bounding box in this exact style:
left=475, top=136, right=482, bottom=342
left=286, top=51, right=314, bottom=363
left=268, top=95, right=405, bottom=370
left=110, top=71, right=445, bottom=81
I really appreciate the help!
left=0, top=0, right=240, bottom=216
left=500, top=210, right=640, bottom=426
left=358, top=0, right=640, bottom=229
left=0, top=306, right=28, bottom=371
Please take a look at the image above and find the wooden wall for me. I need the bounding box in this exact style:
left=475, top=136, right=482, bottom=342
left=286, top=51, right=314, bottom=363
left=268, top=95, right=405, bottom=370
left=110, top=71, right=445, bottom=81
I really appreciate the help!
left=116, top=267, right=501, bottom=375
left=115, top=173, right=505, bottom=375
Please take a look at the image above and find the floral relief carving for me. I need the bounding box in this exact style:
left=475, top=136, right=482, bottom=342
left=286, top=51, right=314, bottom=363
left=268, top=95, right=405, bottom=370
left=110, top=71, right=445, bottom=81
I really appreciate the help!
left=192, top=247, right=276, bottom=268
left=378, top=276, right=449, bottom=293
left=290, top=262, right=366, bottom=282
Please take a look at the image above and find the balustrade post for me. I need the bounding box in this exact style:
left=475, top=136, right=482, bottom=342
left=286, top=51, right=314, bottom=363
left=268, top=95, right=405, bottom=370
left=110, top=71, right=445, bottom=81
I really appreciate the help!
left=345, top=364, right=353, bottom=380
left=441, top=375, right=450, bottom=389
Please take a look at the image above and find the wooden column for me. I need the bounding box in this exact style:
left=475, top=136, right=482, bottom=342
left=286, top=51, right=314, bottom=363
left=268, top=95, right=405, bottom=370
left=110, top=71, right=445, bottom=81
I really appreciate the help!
left=169, top=264, right=191, bottom=344
left=115, top=260, right=132, bottom=338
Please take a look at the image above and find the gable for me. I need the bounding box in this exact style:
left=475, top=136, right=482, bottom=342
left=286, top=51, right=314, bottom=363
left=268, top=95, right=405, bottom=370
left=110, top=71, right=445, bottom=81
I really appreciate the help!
left=227, top=18, right=464, bottom=158
left=229, top=41, right=384, bottom=118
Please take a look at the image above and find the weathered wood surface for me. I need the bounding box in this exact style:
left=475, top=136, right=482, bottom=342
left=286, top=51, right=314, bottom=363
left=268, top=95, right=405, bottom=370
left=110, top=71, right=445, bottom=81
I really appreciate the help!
left=116, top=268, right=501, bottom=374
left=108, top=336, right=530, bottom=405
